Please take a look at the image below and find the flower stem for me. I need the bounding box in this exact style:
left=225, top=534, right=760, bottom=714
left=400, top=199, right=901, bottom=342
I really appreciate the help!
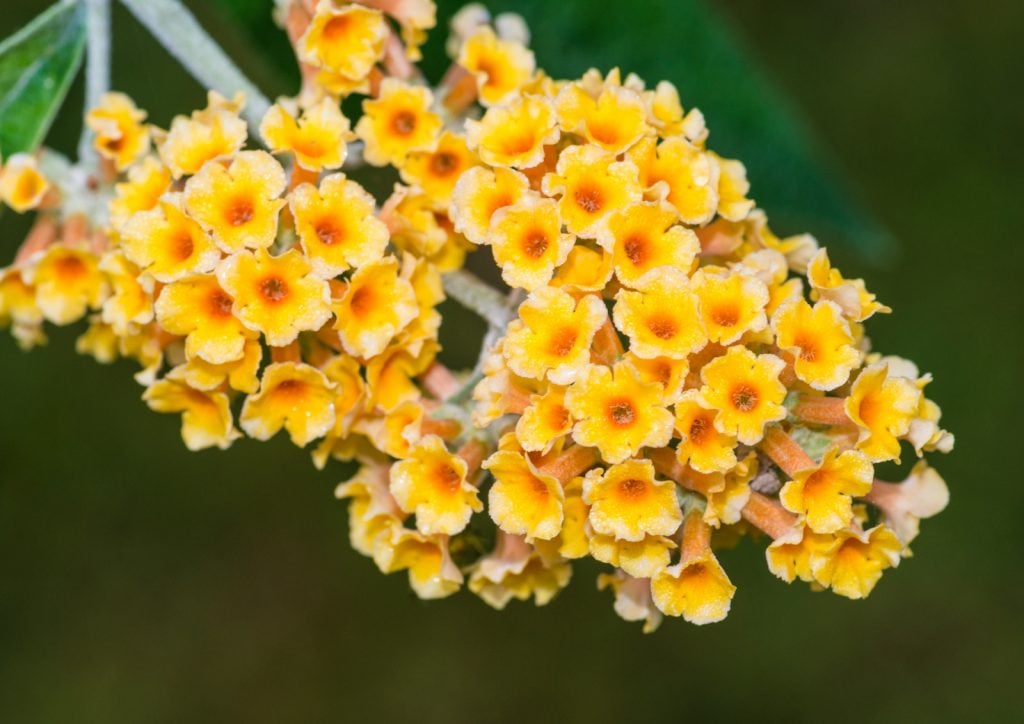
left=118, top=0, right=271, bottom=133
left=78, top=0, right=111, bottom=165
left=442, top=269, right=514, bottom=329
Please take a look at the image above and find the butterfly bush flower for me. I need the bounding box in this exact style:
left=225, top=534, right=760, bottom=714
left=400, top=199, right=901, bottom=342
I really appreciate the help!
left=1, top=0, right=952, bottom=631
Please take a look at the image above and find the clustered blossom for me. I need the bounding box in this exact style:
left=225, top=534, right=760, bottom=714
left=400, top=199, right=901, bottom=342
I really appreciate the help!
left=0, top=1, right=952, bottom=630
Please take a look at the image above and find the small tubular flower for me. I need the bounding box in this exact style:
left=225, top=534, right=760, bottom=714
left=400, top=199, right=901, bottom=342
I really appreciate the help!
left=184, top=150, right=287, bottom=253
left=259, top=98, right=353, bottom=171
left=698, top=346, right=787, bottom=445
left=401, top=130, right=479, bottom=206
left=542, top=144, right=641, bottom=238
left=85, top=92, right=150, bottom=170
left=289, top=173, right=390, bottom=278
left=457, top=25, right=535, bottom=106
left=651, top=512, right=736, bottom=624
left=566, top=362, right=674, bottom=464
left=598, top=202, right=699, bottom=289
left=119, top=194, right=220, bottom=283
left=217, top=248, right=332, bottom=347
left=771, top=298, right=860, bottom=391
left=807, top=248, right=890, bottom=322
left=503, top=286, right=607, bottom=385
left=155, top=273, right=251, bottom=364
left=143, top=368, right=240, bottom=451
left=29, top=245, right=107, bottom=325
left=613, top=267, right=707, bottom=360
left=628, top=136, right=720, bottom=225
left=488, top=194, right=574, bottom=290
left=674, top=390, right=738, bottom=474
left=155, top=91, right=247, bottom=178
left=0, top=154, right=49, bottom=212
left=845, top=362, right=922, bottom=463
left=449, top=165, right=529, bottom=244
left=589, top=533, right=675, bottom=579
left=465, top=94, right=559, bottom=169
left=812, top=525, right=902, bottom=600
left=390, top=435, right=482, bottom=535
left=555, top=82, right=649, bottom=154
left=108, top=156, right=172, bottom=228
left=779, top=447, right=874, bottom=534
left=515, top=385, right=572, bottom=453
left=356, top=79, right=443, bottom=166
left=483, top=449, right=564, bottom=540
left=299, top=1, right=387, bottom=82
left=583, top=459, right=682, bottom=542
left=598, top=571, right=663, bottom=633
left=240, top=362, right=337, bottom=446
left=333, top=256, right=419, bottom=358
left=469, top=532, right=572, bottom=609
left=692, top=268, right=769, bottom=345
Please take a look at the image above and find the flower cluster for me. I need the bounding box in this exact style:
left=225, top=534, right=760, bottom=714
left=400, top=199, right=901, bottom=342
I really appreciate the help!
left=0, top=0, right=952, bottom=630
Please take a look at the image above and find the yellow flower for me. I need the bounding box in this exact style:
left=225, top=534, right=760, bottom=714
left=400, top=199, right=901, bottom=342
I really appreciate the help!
left=240, top=362, right=337, bottom=446
left=85, top=92, right=150, bottom=170
left=29, top=245, right=107, bottom=325
left=184, top=150, right=287, bottom=253
left=566, top=363, right=674, bottom=464
left=613, top=267, right=707, bottom=360
left=0, top=267, right=43, bottom=329
left=812, top=525, right=902, bottom=599
left=844, top=362, right=922, bottom=463
left=503, top=286, right=607, bottom=385
left=364, top=342, right=433, bottom=412
left=868, top=461, right=949, bottom=545
left=465, top=94, right=559, bottom=169
left=299, top=1, right=386, bottom=82
left=766, top=524, right=837, bottom=585
left=180, top=336, right=262, bottom=394
left=119, top=194, right=220, bottom=283
left=598, top=570, right=663, bottom=633
left=542, top=144, right=641, bottom=238
left=155, top=273, right=251, bottom=363
left=401, top=130, right=479, bottom=206
left=687, top=456, right=756, bottom=528
left=217, top=248, right=332, bottom=346
left=355, top=79, right=442, bottom=166
left=75, top=320, right=118, bottom=363
left=597, top=202, right=699, bottom=289
left=651, top=513, right=736, bottom=624
left=590, top=533, right=675, bottom=578
left=390, top=529, right=465, bottom=599
left=489, top=194, right=574, bottom=290
left=0, top=154, right=49, bottom=212
left=457, top=26, right=535, bottom=106
left=711, top=153, right=754, bottom=222
left=259, top=98, right=353, bottom=171
left=583, top=459, right=682, bottom=541
left=143, top=367, right=240, bottom=450
left=771, top=298, right=860, bottom=391
left=332, top=256, right=419, bottom=358
left=449, top=165, right=529, bottom=244
left=355, top=399, right=425, bottom=459
left=550, top=244, right=614, bottom=293
left=483, top=449, right=564, bottom=540
left=698, top=346, right=787, bottom=445
left=628, top=136, right=719, bottom=225
left=807, top=248, right=890, bottom=322
left=289, top=173, right=389, bottom=278
left=674, top=390, right=738, bottom=474
left=109, top=156, right=171, bottom=229
left=469, top=532, right=572, bottom=609
left=692, top=268, right=769, bottom=345
left=155, top=91, right=247, bottom=178
left=555, top=82, right=649, bottom=154
left=515, top=385, right=573, bottom=453
left=98, top=252, right=153, bottom=335
left=623, top=353, right=688, bottom=405
left=779, top=447, right=874, bottom=534
left=390, top=435, right=482, bottom=535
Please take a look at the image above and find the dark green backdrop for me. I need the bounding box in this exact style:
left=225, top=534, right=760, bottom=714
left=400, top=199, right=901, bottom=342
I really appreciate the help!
left=1, top=1, right=1021, bottom=721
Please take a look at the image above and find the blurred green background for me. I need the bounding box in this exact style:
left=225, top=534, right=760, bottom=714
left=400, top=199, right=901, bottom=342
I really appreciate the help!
left=1, top=0, right=1021, bottom=721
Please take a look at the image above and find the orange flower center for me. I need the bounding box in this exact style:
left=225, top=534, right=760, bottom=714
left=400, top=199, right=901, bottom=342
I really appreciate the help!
left=391, top=111, right=417, bottom=136
left=730, top=384, right=759, bottom=412
left=647, top=314, right=678, bottom=340
left=689, top=415, right=711, bottom=444
left=172, top=231, right=195, bottom=261
left=55, top=255, right=85, bottom=279
left=546, top=404, right=570, bottom=431
left=803, top=470, right=831, bottom=497
left=228, top=197, right=254, bottom=226
left=794, top=335, right=819, bottom=361
left=587, top=120, right=621, bottom=146
left=430, top=151, right=459, bottom=176
left=275, top=378, right=307, bottom=397
left=547, top=326, right=578, bottom=358
left=521, top=229, right=550, bottom=259
left=529, top=474, right=551, bottom=498
left=259, top=276, right=289, bottom=303
left=617, top=477, right=648, bottom=499
left=321, top=14, right=352, bottom=43
left=711, top=303, right=739, bottom=328
left=349, top=285, right=374, bottom=317
left=433, top=462, right=462, bottom=493
left=315, top=220, right=343, bottom=246
left=623, top=235, right=649, bottom=266
left=573, top=185, right=604, bottom=214
left=608, top=398, right=637, bottom=427
left=16, top=173, right=41, bottom=201
left=207, top=288, right=234, bottom=318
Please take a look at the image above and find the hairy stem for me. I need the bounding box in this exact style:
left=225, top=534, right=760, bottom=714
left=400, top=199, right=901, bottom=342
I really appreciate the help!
left=78, top=0, right=111, bottom=164
left=442, top=269, right=514, bottom=330
left=118, top=0, right=271, bottom=133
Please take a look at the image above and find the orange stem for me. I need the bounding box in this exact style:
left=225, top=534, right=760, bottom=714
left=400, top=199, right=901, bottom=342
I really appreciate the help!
left=14, top=216, right=58, bottom=265
left=457, top=438, right=489, bottom=477
left=591, top=317, right=624, bottom=366
left=792, top=395, right=852, bottom=426
left=741, top=492, right=798, bottom=539
left=539, top=444, right=599, bottom=484
left=680, top=510, right=711, bottom=562
left=761, top=426, right=815, bottom=477
left=421, top=361, right=461, bottom=400
left=421, top=417, right=462, bottom=440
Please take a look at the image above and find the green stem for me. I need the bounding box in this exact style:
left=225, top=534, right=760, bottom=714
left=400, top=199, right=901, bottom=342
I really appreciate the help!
left=117, top=0, right=271, bottom=134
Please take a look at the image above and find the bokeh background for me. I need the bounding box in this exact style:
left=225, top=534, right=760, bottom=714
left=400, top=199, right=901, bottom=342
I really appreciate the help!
left=1, top=1, right=1021, bottom=721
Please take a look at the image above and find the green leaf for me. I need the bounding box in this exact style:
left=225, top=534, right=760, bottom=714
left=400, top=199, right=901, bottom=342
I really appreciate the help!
left=0, top=0, right=86, bottom=157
